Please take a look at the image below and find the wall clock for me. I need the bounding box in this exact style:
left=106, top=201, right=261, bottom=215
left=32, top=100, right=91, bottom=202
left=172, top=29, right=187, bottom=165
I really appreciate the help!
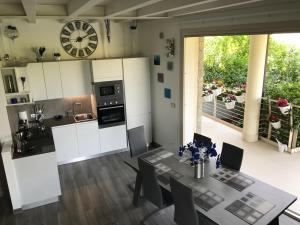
left=60, top=20, right=98, bottom=58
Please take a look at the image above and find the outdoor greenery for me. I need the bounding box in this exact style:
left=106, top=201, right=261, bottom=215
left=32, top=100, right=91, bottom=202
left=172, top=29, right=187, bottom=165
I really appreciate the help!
left=204, top=36, right=249, bottom=88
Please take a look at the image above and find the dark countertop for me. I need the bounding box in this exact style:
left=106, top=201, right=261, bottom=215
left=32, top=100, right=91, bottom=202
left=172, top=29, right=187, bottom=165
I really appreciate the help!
left=12, top=116, right=97, bottom=160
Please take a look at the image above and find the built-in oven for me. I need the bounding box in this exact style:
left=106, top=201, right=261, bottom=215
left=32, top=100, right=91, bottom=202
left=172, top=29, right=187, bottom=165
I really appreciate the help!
left=93, top=80, right=126, bottom=128
left=97, top=104, right=125, bottom=128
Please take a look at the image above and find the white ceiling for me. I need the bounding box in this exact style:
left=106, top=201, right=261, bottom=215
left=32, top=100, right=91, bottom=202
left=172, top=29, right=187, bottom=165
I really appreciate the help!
left=0, top=0, right=299, bottom=23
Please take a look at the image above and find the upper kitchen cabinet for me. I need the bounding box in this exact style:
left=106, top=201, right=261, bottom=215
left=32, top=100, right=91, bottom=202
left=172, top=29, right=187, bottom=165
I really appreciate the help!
left=91, top=59, right=123, bottom=82
left=59, top=60, right=92, bottom=97
left=27, top=63, right=47, bottom=101
left=42, top=62, right=63, bottom=99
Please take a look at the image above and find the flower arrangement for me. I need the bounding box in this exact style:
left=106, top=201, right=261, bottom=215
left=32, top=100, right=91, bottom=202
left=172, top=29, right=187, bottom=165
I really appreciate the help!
left=202, top=89, right=214, bottom=102
left=223, top=94, right=236, bottom=103
left=235, top=89, right=245, bottom=97
left=234, top=89, right=246, bottom=103
left=223, top=94, right=236, bottom=109
left=178, top=141, right=217, bottom=165
left=269, top=114, right=281, bottom=129
left=277, top=98, right=290, bottom=115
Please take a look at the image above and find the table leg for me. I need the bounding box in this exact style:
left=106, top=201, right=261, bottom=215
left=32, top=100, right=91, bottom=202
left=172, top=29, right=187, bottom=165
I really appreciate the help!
left=133, top=171, right=142, bottom=207
left=269, top=216, right=279, bottom=225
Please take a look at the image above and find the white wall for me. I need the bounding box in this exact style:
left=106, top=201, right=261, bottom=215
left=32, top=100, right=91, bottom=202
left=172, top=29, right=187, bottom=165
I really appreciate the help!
left=0, top=19, right=138, bottom=61
left=138, top=20, right=181, bottom=147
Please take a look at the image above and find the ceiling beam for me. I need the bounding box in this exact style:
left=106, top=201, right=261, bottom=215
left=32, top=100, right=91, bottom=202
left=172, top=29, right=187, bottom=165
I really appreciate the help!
left=168, top=0, right=263, bottom=17
left=105, top=0, right=164, bottom=17
left=67, top=0, right=106, bottom=18
left=20, top=0, right=36, bottom=23
left=137, top=0, right=219, bottom=17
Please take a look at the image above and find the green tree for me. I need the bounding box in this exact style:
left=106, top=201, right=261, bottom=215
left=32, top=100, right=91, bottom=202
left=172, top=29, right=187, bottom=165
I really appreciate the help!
left=204, top=36, right=250, bottom=88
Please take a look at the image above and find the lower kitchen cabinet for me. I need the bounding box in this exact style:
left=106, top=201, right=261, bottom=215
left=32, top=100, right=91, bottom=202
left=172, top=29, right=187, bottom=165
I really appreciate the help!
left=52, top=124, right=79, bottom=163
left=76, top=121, right=101, bottom=156
left=99, top=125, right=127, bottom=153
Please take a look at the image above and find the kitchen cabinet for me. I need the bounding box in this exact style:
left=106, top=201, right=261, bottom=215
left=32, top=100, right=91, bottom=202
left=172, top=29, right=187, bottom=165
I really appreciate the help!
left=98, top=125, right=127, bottom=153
left=59, top=60, right=92, bottom=97
left=42, top=62, right=63, bottom=99
left=52, top=124, right=78, bottom=163
left=123, top=57, right=152, bottom=144
left=91, top=59, right=123, bottom=82
left=27, top=63, right=47, bottom=101
left=76, top=121, right=100, bottom=157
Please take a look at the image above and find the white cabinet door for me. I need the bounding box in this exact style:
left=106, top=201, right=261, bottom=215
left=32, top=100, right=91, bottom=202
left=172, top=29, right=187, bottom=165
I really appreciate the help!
left=59, top=60, right=92, bottom=97
left=127, top=113, right=152, bottom=145
left=27, top=63, right=47, bottom=101
left=99, top=125, right=127, bottom=153
left=76, top=121, right=100, bottom=157
left=52, top=124, right=79, bottom=163
left=42, top=62, right=63, bottom=99
left=91, top=59, right=123, bottom=82
left=123, top=58, right=151, bottom=116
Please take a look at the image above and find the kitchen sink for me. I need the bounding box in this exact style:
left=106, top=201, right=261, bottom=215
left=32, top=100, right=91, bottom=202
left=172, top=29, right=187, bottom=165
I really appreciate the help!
left=73, top=113, right=95, bottom=122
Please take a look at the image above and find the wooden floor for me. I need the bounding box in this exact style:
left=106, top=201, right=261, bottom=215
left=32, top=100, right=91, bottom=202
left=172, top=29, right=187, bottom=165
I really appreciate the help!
left=0, top=151, right=299, bottom=225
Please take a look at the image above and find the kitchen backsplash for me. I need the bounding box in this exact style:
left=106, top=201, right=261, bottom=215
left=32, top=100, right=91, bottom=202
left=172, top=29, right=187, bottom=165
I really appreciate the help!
left=7, top=96, right=93, bottom=133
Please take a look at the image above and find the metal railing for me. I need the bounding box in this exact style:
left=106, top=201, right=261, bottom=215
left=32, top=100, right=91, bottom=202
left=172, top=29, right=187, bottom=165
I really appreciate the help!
left=259, top=98, right=300, bottom=152
left=202, top=95, right=245, bottom=129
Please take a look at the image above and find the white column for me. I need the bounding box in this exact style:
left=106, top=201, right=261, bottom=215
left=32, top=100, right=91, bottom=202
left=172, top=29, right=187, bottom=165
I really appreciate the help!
left=242, top=35, right=268, bottom=142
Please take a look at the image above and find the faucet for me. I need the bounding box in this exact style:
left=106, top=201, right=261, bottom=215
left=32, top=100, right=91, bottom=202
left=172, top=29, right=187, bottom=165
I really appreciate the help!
left=72, top=102, right=82, bottom=116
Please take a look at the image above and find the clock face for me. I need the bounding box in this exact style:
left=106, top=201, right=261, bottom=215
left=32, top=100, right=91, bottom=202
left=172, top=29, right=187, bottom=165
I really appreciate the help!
left=60, top=20, right=98, bottom=58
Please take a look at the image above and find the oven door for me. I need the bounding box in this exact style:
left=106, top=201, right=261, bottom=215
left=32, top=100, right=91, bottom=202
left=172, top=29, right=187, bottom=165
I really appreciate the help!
left=97, top=105, right=125, bottom=128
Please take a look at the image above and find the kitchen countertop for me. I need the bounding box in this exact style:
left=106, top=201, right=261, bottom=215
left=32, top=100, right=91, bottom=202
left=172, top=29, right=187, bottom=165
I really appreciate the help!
left=12, top=115, right=97, bottom=160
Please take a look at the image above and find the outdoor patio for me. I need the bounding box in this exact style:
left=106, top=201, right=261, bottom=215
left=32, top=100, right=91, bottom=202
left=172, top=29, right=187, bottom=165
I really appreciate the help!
left=201, top=115, right=300, bottom=215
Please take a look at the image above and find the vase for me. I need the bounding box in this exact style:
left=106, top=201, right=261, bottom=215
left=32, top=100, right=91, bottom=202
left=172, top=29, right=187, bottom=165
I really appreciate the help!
left=279, top=105, right=290, bottom=115
left=194, top=162, right=205, bottom=179
left=276, top=139, right=287, bottom=152
left=212, top=88, right=222, bottom=96
left=203, top=94, right=213, bottom=102
left=271, top=121, right=281, bottom=129
left=225, top=101, right=236, bottom=109
left=235, top=94, right=245, bottom=103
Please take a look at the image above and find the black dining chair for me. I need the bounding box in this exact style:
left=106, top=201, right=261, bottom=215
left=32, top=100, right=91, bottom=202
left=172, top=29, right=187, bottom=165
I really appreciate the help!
left=220, top=142, right=244, bottom=171
left=128, top=126, right=148, bottom=157
left=193, top=133, right=212, bottom=147
left=138, top=158, right=173, bottom=225
left=170, top=177, right=216, bottom=225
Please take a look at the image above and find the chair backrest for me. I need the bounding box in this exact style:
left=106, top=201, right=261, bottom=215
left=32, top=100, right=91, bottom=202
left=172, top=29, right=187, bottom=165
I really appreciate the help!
left=170, top=177, right=199, bottom=225
left=220, top=142, right=244, bottom=171
left=138, top=158, right=164, bottom=208
left=193, top=133, right=212, bottom=147
left=128, top=126, right=147, bottom=157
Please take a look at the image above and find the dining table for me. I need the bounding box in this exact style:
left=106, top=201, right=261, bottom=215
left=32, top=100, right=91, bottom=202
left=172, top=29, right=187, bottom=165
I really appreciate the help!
left=123, top=146, right=297, bottom=225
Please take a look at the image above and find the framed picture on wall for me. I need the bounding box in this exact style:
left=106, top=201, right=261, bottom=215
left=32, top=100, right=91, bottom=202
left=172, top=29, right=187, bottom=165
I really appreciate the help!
left=154, top=55, right=160, bottom=65
left=158, top=73, right=164, bottom=83
left=167, top=61, right=173, bottom=71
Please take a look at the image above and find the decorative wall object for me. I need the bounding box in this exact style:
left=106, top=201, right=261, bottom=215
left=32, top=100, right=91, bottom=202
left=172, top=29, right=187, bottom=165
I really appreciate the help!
left=32, top=47, right=46, bottom=62
left=5, top=25, right=19, bottom=40
left=159, top=32, right=164, bottom=39
left=164, top=88, right=171, bottom=99
left=157, top=73, right=164, bottom=83
left=166, top=38, right=175, bottom=58
left=60, top=20, right=98, bottom=58
left=53, top=53, right=61, bottom=61
left=167, top=61, right=173, bottom=71
left=104, top=19, right=111, bottom=43
left=154, top=55, right=160, bottom=65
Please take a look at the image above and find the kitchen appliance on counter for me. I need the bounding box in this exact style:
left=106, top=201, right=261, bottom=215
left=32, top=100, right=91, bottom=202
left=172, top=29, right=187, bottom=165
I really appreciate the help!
left=93, top=80, right=126, bottom=128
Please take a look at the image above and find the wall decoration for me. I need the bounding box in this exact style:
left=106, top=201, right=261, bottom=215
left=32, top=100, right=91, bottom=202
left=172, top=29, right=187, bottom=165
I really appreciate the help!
left=60, top=20, right=98, bottom=58
left=32, top=47, right=46, bottom=62
left=5, top=25, right=19, bottom=40
left=164, top=88, right=171, bottom=99
left=104, top=19, right=111, bottom=43
left=166, top=38, right=175, bottom=58
left=159, top=32, right=164, bottom=39
left=53, top=53, right=61, bottom=61
left=167, top=61, right=173, bottom=71
left=154, top=55, right=160, bottom=65
left=157, top=73, right=164, bottom=83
